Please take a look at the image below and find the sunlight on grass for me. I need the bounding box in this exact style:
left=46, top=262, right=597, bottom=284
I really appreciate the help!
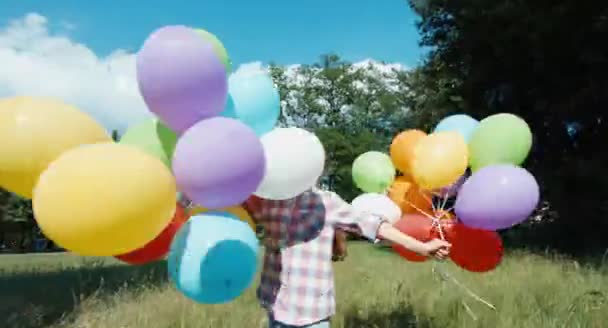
left=0, top=243, right=606, bottom=328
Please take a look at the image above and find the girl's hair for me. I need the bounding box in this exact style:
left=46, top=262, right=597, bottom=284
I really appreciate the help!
left=332, top=229, right=348, bottom=261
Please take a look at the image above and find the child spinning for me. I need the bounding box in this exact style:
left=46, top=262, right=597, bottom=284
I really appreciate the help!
left=243, top=187, right=450, bottom=328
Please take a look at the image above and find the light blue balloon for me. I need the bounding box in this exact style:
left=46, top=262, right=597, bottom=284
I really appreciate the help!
left=221, top=94, right=237, bottom=119
left=220, top=72, right=280, bottom=136
left=433, top=114, right=480, bottom=143
left=168, top=213, right=260, bottom=304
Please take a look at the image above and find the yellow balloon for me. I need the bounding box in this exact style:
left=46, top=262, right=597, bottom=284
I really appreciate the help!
left=189, top=205, right=256, bottom=231
left=411, top=131, right=468, bottom=190
left=0, top=96, right=111, bottom=198
left=33, top=143, right=177, bottom=256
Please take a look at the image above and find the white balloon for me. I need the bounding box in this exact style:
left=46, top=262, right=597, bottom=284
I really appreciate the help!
left=351, top=193, right=402, bottom=224
left=254, top=128, right=325, bottom=200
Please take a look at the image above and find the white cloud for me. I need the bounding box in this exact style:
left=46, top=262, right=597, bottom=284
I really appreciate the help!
left=0, top=13, right=410, bottom=133
left=0, top=13, right=152, bottom=133
left=229, top=61, right=268, bottom=80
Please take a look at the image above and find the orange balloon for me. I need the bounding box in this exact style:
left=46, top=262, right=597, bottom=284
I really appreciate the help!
left=387, top=176, right=433, bottom=215
left=390, top=130, right=427, bottom=174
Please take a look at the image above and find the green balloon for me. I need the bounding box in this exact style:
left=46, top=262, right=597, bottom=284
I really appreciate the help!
left=352, top=151, right=396, bottom=193
left=469, top=113, right=532, bottom=171
left=195, top=29, right=231, bottom=73
left=119, top=119, right=178, bottom=168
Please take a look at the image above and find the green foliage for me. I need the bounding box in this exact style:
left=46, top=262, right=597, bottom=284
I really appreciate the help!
left=315, top=128, right=384, bottom=201
left=111, top=130, right=120, bottom=142
left=0, top=188, right=33, bottom=224
left=271, top=54, right=412, bottom=200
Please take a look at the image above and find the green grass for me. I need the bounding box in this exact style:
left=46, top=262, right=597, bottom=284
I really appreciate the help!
left=1, top=243, right=607, bottom=328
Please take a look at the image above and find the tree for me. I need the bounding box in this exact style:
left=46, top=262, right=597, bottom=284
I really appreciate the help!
left=111, top=130, right=120, bottom=142
left=271, top=55, right=411, bottom=200
left=0, top=188, right=35, bottom=252
left=409, top=0, right=608, bottom=254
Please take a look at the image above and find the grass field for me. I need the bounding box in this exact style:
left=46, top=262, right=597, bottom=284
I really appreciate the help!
left=1, top=242, right=607, bottom=328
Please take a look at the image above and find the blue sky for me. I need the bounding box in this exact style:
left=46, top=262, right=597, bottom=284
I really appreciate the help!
left=1, top=0, right=425, bottom=66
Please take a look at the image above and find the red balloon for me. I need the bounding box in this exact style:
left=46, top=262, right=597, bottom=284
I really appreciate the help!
left=447, top=222, right=504, bottom=273
left=116, top=203, right=190, bottom=265
left=392, top=214, right=434, bottom=262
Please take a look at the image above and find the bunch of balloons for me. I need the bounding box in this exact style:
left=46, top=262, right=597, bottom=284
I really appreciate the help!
left=0, top=24, right=327, bottom=305
left=351, top=113, right=539, bottom=273
left=127, top=25, right=327, bottom=304
left=0, top=96, right=180, bottom=258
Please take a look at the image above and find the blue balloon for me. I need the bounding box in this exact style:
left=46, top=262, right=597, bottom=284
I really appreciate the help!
left=220, top=72, right=280, bottom=136
left=220, top=95, right=237, bottom=119
left=433, top=114, right=480, bottom=143
left=168, top=213, right=260, bottom=304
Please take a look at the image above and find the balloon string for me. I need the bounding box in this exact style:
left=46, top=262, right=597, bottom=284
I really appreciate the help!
left=420, top=192, right=436, bottom=212
left=404, top=200, right=436, bottom=222
left=403, top=200, right=498, bottom=314
left=439, top=191, right=450, bottom=211
left=404, top=199, right=446, bottom=240
left=433, top=262, right=497, bottom=311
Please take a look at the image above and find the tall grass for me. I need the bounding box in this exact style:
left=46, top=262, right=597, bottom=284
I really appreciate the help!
left=1, top=243, right=606, bottom=327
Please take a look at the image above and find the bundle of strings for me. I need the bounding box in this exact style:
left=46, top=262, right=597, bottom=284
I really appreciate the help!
left=406, top=189, right=497, bottom=320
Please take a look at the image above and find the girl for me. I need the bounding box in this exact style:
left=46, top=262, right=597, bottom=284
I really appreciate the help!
left=243, top=187, right=450, bottom=328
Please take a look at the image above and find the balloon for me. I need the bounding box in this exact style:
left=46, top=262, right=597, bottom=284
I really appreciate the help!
left=468, top=113, right=532, bottom=171
left=172, top=117, right=265, bottom=209
left=116, top=203, right=189, bottom=265
left=390, top=130, right=426, bottom=175
left=446, top=223, right=503, bottom=273
left=411, top=131, right=468, bottom=190
left=387, top=176, right=433, bottom=215
left=33, top=143, right=177, bottom=256
left=352, top=152, right=396, bottom=194
left=392, top=214, right=434, bottom=262
left=136, top=26, right=227, bottom=133
left=438, top=174, right=467, bottom=198
left=221, top=71, right=280, bottom=136
left=0, top=96, right=110, bottom=199
left=455, top=164, right=540, bottom=230
left=119, top=118, right=177, bottom=168
left=351, top=193, right=402, bottom=224
left=194, top=29, right=231, bottom=73
left=189, top=205, right=256, bottom=230
left=254, top=128, right=325, bottom=200
left=168, top=213, right=259, bottom=304
left=434, top=209, right=455, bottom=221
left=433, top=114, right=479, bottom=143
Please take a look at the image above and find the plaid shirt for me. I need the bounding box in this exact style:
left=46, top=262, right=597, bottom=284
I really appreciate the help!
left=244, top=189, right=385, bottom=326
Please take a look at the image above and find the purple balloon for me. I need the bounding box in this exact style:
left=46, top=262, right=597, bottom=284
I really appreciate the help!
left=172, top=117, right=266, bottom=209
left=455, top=164, right=539, bottom=230
left=136, top=26, right=228, bottom=133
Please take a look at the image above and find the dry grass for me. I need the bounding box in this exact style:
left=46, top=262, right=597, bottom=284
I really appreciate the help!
left=1, top=243, right=606, bottom=328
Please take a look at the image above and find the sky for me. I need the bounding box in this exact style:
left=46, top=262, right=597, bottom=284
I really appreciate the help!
left=0, top=0, right=425, bottom=132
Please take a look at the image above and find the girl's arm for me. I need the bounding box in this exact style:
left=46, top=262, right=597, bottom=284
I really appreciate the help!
left=378, top=223, right=451, bottom=259
left=327, top=191, right=450, bottom=259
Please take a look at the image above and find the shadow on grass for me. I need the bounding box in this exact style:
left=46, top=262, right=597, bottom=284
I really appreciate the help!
left=342, top=303, right=433, bottom=328
left=0, top=260, right=168, bottom=328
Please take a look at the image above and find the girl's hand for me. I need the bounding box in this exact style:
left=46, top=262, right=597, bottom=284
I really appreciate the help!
left=423, top=239, right=451, bottom=260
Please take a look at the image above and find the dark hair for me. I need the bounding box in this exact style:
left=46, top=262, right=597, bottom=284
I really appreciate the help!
left=332, top=229, right=348, bottom=261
